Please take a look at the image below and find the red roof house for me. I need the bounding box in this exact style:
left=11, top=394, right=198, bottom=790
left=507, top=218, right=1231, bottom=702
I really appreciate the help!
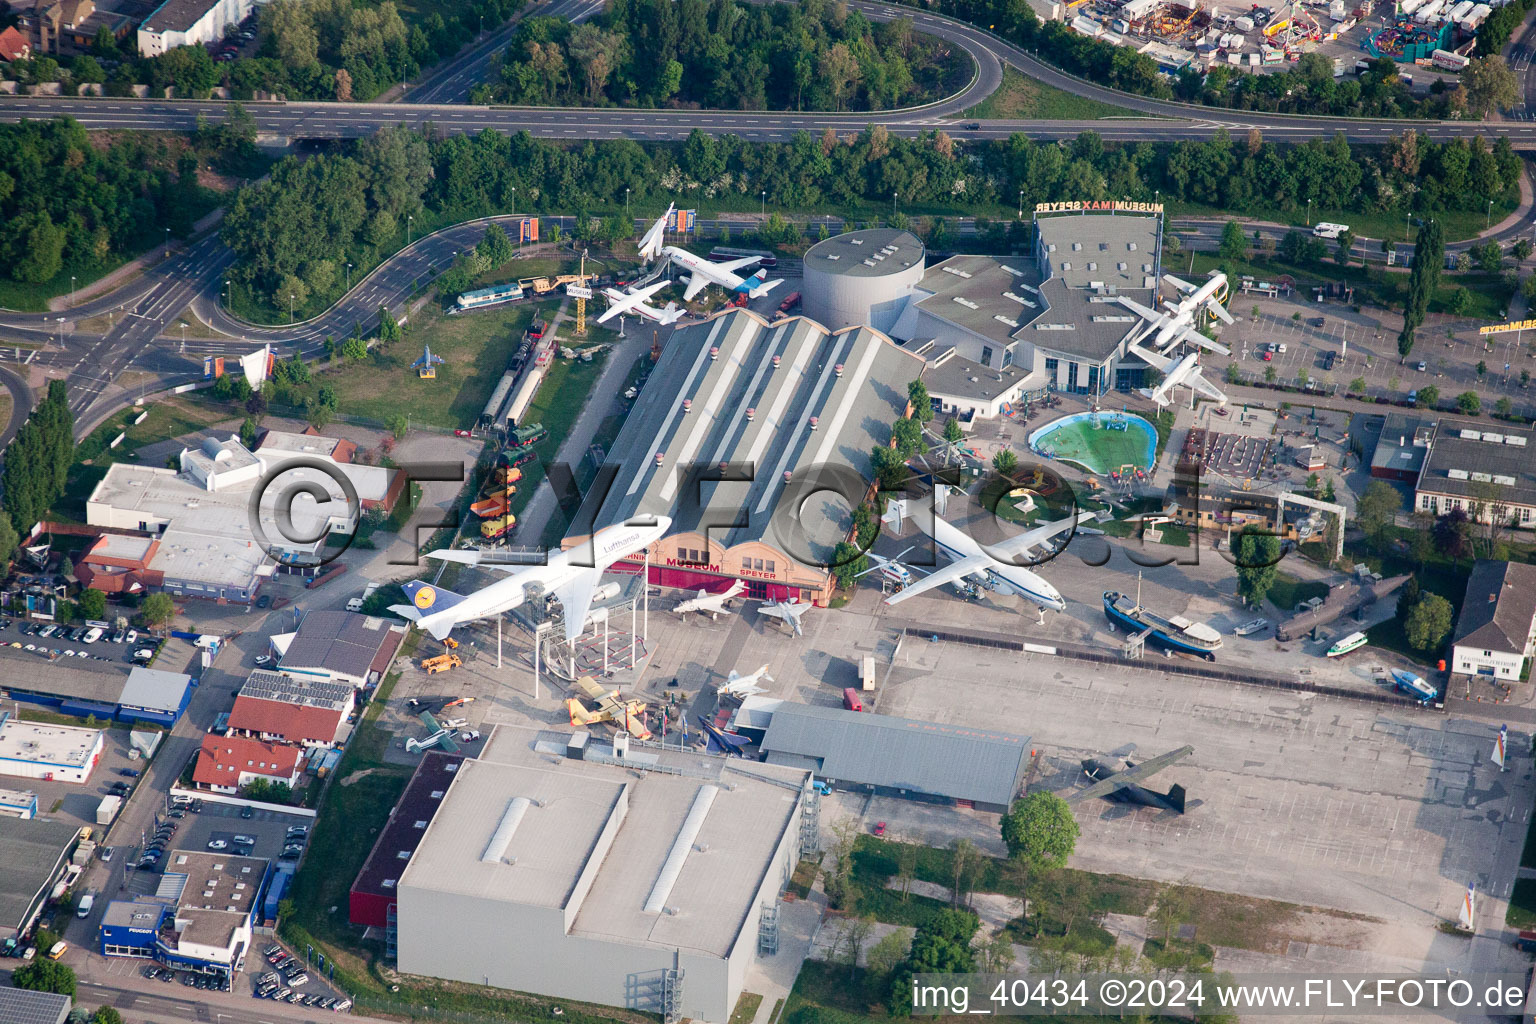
left=226, top=672, right=352, bottom=749
left=193, top=735, right=303, bottom=794
left=0, top=27, right=32, bottom=62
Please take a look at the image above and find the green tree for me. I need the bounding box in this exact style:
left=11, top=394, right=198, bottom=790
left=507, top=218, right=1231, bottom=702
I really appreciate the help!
left=1496, top=396, right=1513, bottom=418
left=140, top=592, right=176, bottom=632
left=477, top=222, right=514, bottom=268
left=1404, top=592, right=1453, bottom=652
left=1463, top=56, right=1519, bottom=117
left=1399, top=218, right=1443, bottom=361
left=992, top=448, right=1019, bottom=477
left=870, top=445, right=908, bottom=490
left=1415, top=385, right=1439, bottom=408
left=13, top=958, right=76, bottom=996
left=1233, top=526, right=1281, bottom=608
left=78, top=588, right=106, bottom=621
left=866, top=927, right=912, bottom=980
left=342, top=335, right=368, bottom=361
left=891, top=417, right=926, bottom=459
left=240, top=416, right=259, bottom=448
left=91, top=1008, right=124, bottom=1024
left=387, top=414, right=409, bottom=440
left=831, top=540, right=868, bottom=591
left=907, top=380, right=933, bottom=423
left=1355, top=479, right=1402, bottom=547
left=1456, top=391, right=1481, bottom=415
left=1218, top=220, right=1246, bottom=262
left=942, top=417, right=964, bottom=447
left=999, top=791, right=1079, bottom=867
left=1349, top=376, right=1366, bottom=394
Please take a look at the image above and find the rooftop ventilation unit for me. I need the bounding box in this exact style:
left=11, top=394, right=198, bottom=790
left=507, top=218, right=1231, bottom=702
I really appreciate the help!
left=1061, top=262, right=1072, bottom=272
left=953, top=297, right=979, bottom=309
left=1447, top=469, right=1470, bottom=479
left=1072, top=242, right=1082, bottom=251
left=862, top=260, right=877, bottom=267
left=1019, top=283, right=1039, bottom=295
left=645, top=785, right=720, bottom=913
left=1001, top=265, right=1024, bottom=277
left=1118, top=262, right=1128, bottom=271
left=1494, top=474, right=1518, bottom=485
left=1459, top=429, right=1481, bottom=440
left=1471, top=472, right=1493, bottom=482
left=850, top=238, right=864, bottom=245
left=481, top=797, right=533, bottom=863
left=1035, top=323, right=1077, bottom=331
left=826, top=254, right=840, bottom=261
left=993, top=315, right=1020, bottom=328
left=1128, top=242, right=1138, bottom=250
left=1506, top=436, right=1528, bottom=446
left=942, top=267, right=973, bottom=279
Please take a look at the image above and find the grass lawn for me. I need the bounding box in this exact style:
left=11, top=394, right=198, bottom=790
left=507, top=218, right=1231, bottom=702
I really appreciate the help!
left=730, top=992, right=764, bottom=1024
left=1169, top=193, right=1519, bottom=246
left=1185, top=251, right=1514, bottom=319
left=1030, top=411, right=1158, bottom=476
left=962, top=65, right=1142, bottom=120
left=0, top=256, right=133, bottom=313
left=1509, top=879, right=1536, bottom=929
left=518, top=353, right=609, bottom=547
left=1265, top=572, right=1329, bottom=615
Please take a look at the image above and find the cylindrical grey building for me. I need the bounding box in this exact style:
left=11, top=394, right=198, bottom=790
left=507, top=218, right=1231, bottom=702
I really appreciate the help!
left=801, top=229, right=925, bottom=334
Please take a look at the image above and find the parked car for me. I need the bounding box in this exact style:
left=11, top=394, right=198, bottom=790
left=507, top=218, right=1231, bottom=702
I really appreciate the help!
left=207, top=839, right=228, bottom=851
left=125, top=630, right=138, bottom=644
left=132, top=648, right=156, bottom=661
left=241, top=805, right=254, bottom=819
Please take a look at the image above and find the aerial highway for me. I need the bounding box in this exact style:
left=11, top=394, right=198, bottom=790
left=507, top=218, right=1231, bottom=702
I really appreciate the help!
left=0, top=0, right=1527, bottom=144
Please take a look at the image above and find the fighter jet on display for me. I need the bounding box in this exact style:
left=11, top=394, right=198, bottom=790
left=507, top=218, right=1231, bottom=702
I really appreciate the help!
left=717, top=664, right=774, bottom=698
left=404, top=711, right=466, bottom=754
left=757, top=598, right=811, bottom=636
left=1118, top=272, right=1234, bottom=350
left=697, top=716, right=752, bottom=756
left=596, top=281, right=684, bottom=325
left=674, top=580, right=746, bottom=621
left=565, top=675, right=652, bottom=740
left=637, top=203, right=674, bottom=261
left=1126, top=336, right=1230, bottom=408
left=410, top=343, right=445, bottom=378
left=1067, top=745, right=1194, bottom=814
left=390, top=515, right=671, bottom=645
left=664, top=246, right=784, bottom=302
left=881, top=493, right=1094, bottom=622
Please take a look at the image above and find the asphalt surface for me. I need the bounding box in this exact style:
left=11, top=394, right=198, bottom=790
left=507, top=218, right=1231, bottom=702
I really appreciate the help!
left=0, top=0, right=1529, bottom=144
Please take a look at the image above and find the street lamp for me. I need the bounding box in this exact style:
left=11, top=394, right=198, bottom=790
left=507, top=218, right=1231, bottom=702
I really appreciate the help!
left=1488, top=199, right=1494, bottom=230
left=289, top=293, right=295, bottom=322
left=69, top=276, right=75, bottom=307
left=1018, top=190, right=1023, bottom=219
left=164, top=227, right=170, bottom=255
left=624, top=187, right=630, bottom=224
left=1305, top=199, right=1311, bottom=228
left=407, top=215, right=413, bottom=244
left=761, top=190, right=766, bottom=222
left=346, top=262, right=352, bottom=293
left=892, top=192, right=898, bottom=217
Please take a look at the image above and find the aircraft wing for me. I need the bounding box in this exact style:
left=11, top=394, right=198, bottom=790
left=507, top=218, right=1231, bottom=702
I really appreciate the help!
left=1067, top=745, right=1193, bottom=804
left=1163, top=273, right=1197, bottom=295
left=419, top=711, right=442, bottom=732
left=715, top=255, right=762, bottom=274
left=435, top=732, right=460, bottom=753
left=761, top=602, right=805, bottom=636
left=682, top=274, right=711, bottom=302
left=572, top=674, right=608, bottom=701
left=1205, top=300, right=1236, bottom=325
left=1191, top=372, right=1229, bottom=405
left=1116, top=295, right=1163, bottom=321
left=553, top=570, right=602, bottom=646
left=638, top=204, right=672, bottom=259
left=882, top=555, right=990, bottom=607
left=1125, top=340, right=1169, bottom=372
left=990, top=511, right=1097, bottom=563
left=424, top=549, right=532, bottom=573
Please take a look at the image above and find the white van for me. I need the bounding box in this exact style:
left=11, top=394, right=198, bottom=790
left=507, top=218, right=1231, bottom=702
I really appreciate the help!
left=76, top=893, right=95, bottom=918
left=1312, top=222, right=1350, bottom=239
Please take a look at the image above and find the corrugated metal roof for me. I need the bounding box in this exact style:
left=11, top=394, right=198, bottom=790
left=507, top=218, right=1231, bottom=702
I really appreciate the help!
left=280, top=611, right=395, bottom=680
left=760, top=703, right=1029, bottom=807
left=119, top=666, right=192, bottom=713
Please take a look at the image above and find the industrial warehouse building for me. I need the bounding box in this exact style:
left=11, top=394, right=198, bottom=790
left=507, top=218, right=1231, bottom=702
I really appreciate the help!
left=98, top=852, right=271, bottom=977
left=1413, top=419, right=1536, bottom=530
left=0, top=988, right=70, bottom=1024
left=733, top=700, right=1030, bottom=813
left=269, top=611, right=405, bottom=689
left=0, top=653, right=192, bottom=726
left=350, top=751, right=465, bottom=930
left=137, top=0, right=254, bottom=55
left=801, top=228, right=926, bottom=334
left=0, top=718, right=103, bottom=784
left=566, top=307, right=925, bottom=603
left=0, top=816, right=81, bottom=944
left=396, top=725, right=813, bottom=1022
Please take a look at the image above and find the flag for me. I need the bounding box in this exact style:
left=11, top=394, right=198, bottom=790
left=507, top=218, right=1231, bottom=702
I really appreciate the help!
left=1458, top=882, right=1475, bottom=931
left=1493, top=725, right=1507, bottom=769
left=520, top=218, right=539, bottom=243
left=675, top=209, right=696, bottom=233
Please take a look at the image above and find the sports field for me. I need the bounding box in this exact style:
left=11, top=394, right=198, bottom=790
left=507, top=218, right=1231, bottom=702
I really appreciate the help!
left=1027, top=412, right=1157, bottom=475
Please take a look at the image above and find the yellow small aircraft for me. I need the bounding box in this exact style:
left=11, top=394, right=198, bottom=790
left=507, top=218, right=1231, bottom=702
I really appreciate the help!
left=565, top=675, right=652, bottom=740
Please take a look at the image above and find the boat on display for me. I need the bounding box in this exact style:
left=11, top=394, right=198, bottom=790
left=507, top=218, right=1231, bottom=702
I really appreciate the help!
left=1103, top=574, right=1223, bottom=661
left=1390, top=667, right=1438, bottom=704
left=1326, top=631, right=1369, bottom=657
left=1234, top=618, right=1269, bottom=636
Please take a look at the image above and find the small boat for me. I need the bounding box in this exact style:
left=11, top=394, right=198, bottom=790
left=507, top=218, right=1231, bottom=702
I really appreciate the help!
left=1390, top=667, right=1437, bottom=704
left=1326, top=631, right=1369, bottom=657
left=1103, top=573, right=1223, bottom=661
left=1234, top=618, right=1269, bottom=636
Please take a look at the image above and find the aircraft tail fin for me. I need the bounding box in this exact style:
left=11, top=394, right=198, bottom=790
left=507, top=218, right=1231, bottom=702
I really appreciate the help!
left=747, top=272, right=783, bottom=299
left=1165, top=783, right=1186, bottom=814
left=391, top=581, right=467, bottom=640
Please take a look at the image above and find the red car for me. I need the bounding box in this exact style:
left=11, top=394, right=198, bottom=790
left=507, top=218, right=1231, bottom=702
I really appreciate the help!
left=872, top=821, right=886, bottom=837
left=454, top=429, right=471, bottom=438
left=1262, top=351, right=1273, bottom=361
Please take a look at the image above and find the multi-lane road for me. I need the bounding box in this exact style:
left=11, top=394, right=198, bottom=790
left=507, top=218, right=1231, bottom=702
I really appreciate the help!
left=0, top=0, right=1530, bottom=144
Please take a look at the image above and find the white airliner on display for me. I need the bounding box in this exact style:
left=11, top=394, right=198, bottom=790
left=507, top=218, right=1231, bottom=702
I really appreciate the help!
left=597, top=281, right=683, bottom=325
left=881, top=493, right=1094, bottom=622
left=663, top=245, right=784, bottom=302
left=389, top=516, right=672, bottom=645
left=1118, top=271, right=1234, bottom=349
left=638, top=203, right=674, bottom=261
left=1127, top=336, right=1229, bottom=408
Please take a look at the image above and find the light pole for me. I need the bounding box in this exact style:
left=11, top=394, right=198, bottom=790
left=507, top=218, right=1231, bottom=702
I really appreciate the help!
left=289, top=293, right=295, bottom=323
left=164, top=227, right=170, bottom=255
left=761, top=190, right=766, bottom=222
left=407, top=215, right=413, bottom=245
left=624, top=187, right=630, bottom=224
left=892, top=192, right=898, bottom=217
left=346, top=262, right=352, bottom=293
left=69, top=276, right=75, bottom=307
left=1488, top=199, right=1494, bottom=230
left=1305, top=199, right=1311, bottom=228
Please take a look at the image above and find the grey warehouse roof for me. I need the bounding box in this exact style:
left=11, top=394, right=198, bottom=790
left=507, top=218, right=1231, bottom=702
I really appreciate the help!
left=804, top=229, right=923, bottom=278
left=281, top=611, right=397, bottom=679
left=914, top=255, right=1045, bottom=348
left=570, top=308, right=925, bottom=559
left=1454, top=560, right=1536, bottom=654
left=759, top=703, right=1030, bottom=807
left=1036, top=213, right=1159, bottom=291
left=921, top=347, right=1033, bottom=402
left=0, top=987, right=70, bottom=1024
left=0, top=647, right=131, bottom=704
left=119, top=666, right=192, bottom=713
left=141, top=0, right=222, bottom=33
left=1418, top=419, right=1536, bottom=507
left=0, top=816, right=80, bottom=933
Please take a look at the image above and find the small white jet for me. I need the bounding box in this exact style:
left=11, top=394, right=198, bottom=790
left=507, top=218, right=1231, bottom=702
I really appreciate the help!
left=597, top=281, right=683, bottom=325
left=664, top=245, right=784, bottom=302
left=1127, top=336, right=1229, bottom=408
left=718, top=663, right=774, bottom=698
left=1118, top=272, right=1234, bottom=350
left=638, top=203, right=674, bottom=261
left=757, top=598, right=811, bottom=637
left=674, top=580, right=746, bottom=620
left=882, top=492, right=1095, bottom=622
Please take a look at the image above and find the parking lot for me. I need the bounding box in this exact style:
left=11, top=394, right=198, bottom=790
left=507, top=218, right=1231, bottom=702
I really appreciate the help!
left=120, top=798, right=312, bottom=881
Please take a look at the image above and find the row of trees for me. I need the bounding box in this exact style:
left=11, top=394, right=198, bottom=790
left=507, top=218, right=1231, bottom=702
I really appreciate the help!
left=1, top=381, right=73, bottom=554
left=219, top=119, right=1520, bottom=318
left=0, top=119, right=209, bottom=286
left=480, top=0, right=961, bottom=111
